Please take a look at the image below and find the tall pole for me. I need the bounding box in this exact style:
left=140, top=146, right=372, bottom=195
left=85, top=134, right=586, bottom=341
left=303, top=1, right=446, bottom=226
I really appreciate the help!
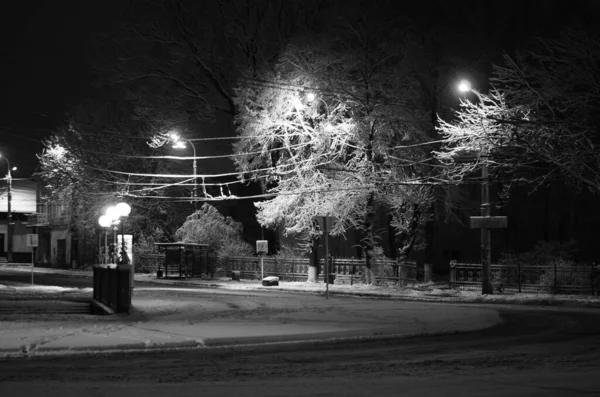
left=7, top=167, right=12, bottom=263
left=190, top=140, right=197, bottom=211
left=481, top=161, right=492, bottom=294
left=112, top=223, right=117, bottom=263
left=464, top=85, right=494, bottom=295
left=1, top=157, right=13, bottom=263
left=121, top=218, right=126, bottom=264
left=104, top=228, right=108, bottom=264
left=324, top=218, right=329, bottom=300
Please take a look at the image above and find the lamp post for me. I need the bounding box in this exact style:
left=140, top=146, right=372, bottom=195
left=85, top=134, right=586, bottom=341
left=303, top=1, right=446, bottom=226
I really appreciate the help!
left=105, top=203, right=131, bottom=264
left=98, top=215, right=111, bottom=264
left=115, top=202, right=131, bottom=265
left=0, top=155, right=16, bottom=263
left=100, top=202, right=133, bottom=310
left=170, top=132, right=198, bottom=211
left=457, top=79, right=493, bottom=295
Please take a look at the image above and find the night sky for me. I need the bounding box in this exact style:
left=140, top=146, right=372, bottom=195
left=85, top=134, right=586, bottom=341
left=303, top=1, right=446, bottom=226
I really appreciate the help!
left=1, top=0, right=598, bottom=178
left=0, top=1, right=110, bottom=176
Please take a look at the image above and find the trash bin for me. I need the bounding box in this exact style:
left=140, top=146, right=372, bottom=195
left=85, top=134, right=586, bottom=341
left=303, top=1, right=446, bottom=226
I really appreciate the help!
left=231, top=270, right=241, bottom=281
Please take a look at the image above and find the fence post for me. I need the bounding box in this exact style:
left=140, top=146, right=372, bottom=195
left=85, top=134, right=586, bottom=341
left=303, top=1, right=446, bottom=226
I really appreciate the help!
left=591, top=262, right=596, bottom=296
left=553, top=260, right=558, bottom=295
left=449, top=260, right=456, bottom=289
left=518, top=261, right=521, bottom=293
left=424, top=263, right=432, bottom=283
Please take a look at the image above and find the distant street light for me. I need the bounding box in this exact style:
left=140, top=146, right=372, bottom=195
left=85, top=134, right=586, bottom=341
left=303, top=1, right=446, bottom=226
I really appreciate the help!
left=169, top=132, right=198, bottom=211
left=0, top=154, right=16, bottom=262
left=456, top=79, right=494, bottom=295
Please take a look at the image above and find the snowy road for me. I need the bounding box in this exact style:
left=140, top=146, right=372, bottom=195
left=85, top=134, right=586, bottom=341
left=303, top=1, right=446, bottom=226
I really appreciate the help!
left=1, top=306, right=599, bottom=396
left=1, top=269, right=600, bottom=395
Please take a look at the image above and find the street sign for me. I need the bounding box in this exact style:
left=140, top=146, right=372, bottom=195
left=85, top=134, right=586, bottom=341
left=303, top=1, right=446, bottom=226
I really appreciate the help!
left=26, top=234, right=39, bottom=247
left=256, top=240, right=268, bottom=254
left=470, top=216, right=508, bottom=229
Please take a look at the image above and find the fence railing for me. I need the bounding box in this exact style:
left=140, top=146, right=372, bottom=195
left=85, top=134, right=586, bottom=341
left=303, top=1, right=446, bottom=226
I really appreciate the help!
left=218, top=256, right=420, bottom=285
left=92, top=264, right=131, bottom=313
left=450, top=261, right=600, bottom=295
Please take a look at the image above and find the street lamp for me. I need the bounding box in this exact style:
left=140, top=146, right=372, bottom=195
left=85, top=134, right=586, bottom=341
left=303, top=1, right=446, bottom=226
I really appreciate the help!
left=0, top=155, right=16, bottom=262
left=457, top=79, right=472, bottom=93
left=98, top=215, right=111, bottom=264
left=456, top=79, right=494, bottom=295
left=169, top=132, right=198, bottom=211
left=105, top=202, right=131, bottom=265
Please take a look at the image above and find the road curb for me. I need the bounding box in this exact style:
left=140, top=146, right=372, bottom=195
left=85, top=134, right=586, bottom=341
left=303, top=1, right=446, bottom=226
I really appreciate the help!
left=0, top=323, right=499, bottom=359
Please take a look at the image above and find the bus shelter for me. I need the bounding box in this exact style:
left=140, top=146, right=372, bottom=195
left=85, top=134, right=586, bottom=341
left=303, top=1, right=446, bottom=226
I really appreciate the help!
left=153, top=242, right=210, bottom=278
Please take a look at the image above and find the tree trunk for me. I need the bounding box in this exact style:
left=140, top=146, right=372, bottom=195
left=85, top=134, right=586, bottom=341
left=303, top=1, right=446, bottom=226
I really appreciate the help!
left=307, top=236, right=320, bottom=283
left=363, top=192, right=377, bottom=286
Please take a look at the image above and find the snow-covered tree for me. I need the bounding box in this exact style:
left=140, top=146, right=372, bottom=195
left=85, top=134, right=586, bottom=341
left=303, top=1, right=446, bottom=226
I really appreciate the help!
left=436, top=29, right=600, bottom=195
left=37, top=97, right=193, bottom=264
left=175, top=203, right=254, bottom=261
left=233, top=17, right=433, bottom=283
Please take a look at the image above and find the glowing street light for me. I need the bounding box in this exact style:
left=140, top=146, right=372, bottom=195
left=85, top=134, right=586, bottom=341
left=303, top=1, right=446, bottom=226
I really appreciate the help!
left=305, top=92, right=316, bottom=102
left=457, top=79, right=472, bottom=93
left=101, top=202, right=131, bottom=264
left=0, top=154, right=16, bottom=262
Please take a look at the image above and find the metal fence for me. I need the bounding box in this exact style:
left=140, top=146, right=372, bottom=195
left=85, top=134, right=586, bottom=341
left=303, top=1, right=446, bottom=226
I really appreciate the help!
left=450, top=260, right=600, bottom=295
left=135, top=254, right=164, bottom=274
left=137, top=253, right=421, bottom=284
left=218, top=256, right=420, bottom=285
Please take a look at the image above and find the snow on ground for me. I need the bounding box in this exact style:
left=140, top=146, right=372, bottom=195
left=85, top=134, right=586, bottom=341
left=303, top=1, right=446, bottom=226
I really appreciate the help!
left=0, top=277, right=505, bottom=358
left=3, top=273, right=600, bottom=309
left=133, top=274, right=600, bottom=308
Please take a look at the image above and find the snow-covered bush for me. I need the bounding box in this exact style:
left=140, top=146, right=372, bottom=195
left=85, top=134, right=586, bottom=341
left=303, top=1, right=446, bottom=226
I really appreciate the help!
left=175, top=204, right=253, bottom=266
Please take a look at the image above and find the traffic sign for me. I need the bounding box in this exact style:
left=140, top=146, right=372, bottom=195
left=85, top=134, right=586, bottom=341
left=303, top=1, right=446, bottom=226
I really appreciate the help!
left=470, top=216, right=508, bottom=229
left=256, top=240, right=268, bottom=254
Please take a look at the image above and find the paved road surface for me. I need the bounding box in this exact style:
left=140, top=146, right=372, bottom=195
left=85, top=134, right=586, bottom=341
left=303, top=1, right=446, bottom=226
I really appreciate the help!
left=1, top=307, right=599, bottom=396
left=1, top=268, right=599, bottom=396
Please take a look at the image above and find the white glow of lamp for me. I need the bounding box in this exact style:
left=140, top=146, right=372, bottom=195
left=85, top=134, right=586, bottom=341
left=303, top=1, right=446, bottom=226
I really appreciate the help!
left=458, top=79, right=472, bottom=93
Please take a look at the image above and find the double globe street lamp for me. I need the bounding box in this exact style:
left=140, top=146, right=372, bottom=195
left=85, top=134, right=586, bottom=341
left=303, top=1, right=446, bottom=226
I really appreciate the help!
left=98, top=202, right=131, bottom=265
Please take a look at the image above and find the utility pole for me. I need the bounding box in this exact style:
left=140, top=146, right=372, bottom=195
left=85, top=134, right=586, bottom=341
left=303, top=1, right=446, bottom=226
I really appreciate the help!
left=480, top=161, right=492, bottom=295
left=7, top=171, right=12, bottom=263
left=1, top=157, right=14, bottom=263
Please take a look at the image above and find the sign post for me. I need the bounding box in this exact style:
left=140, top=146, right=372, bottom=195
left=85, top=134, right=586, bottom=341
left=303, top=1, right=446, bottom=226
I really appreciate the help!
left=256, top=240, right=268, bottom=280
left=313, top=216, right=336, bottom=300
left=26, top=233, right=38, bottom=285
left=469, top=216, right=508, bottom=229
